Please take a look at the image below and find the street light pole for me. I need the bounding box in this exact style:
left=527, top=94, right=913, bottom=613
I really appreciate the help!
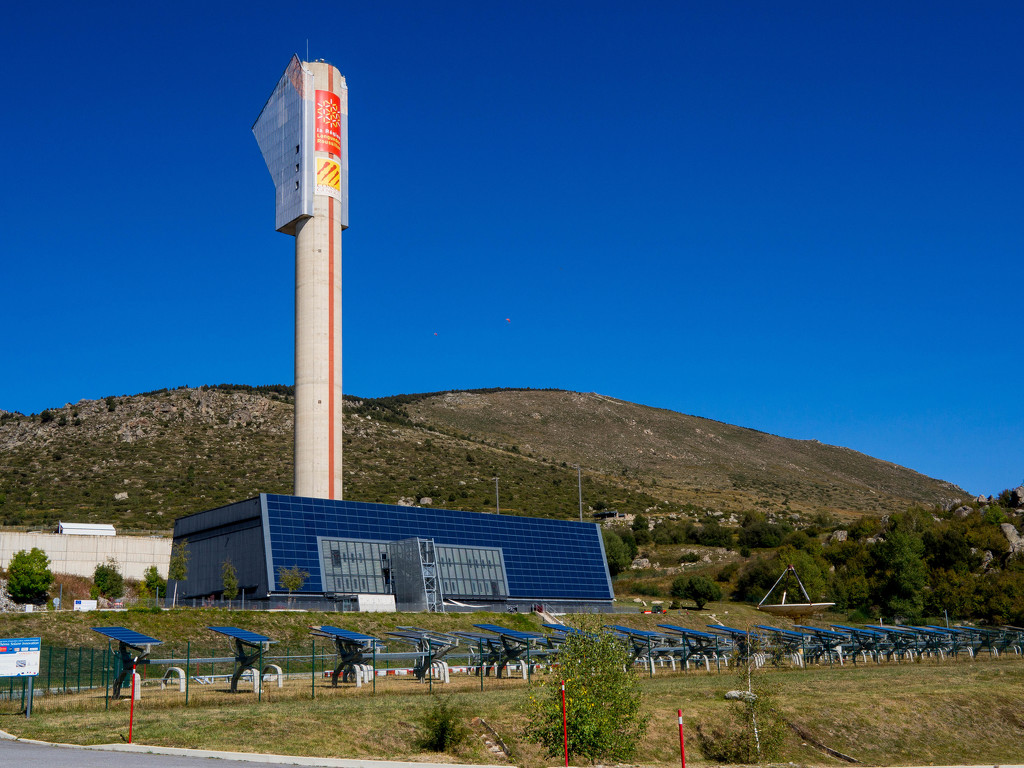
left=494, top=476, right=500, bottom=515
left=576, top=464, right=583, bottom=522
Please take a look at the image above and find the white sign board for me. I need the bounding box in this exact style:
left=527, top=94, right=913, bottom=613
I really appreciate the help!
left=0, top=637, right=41, bottom=677
left=73, top=599, right=98, bottom=612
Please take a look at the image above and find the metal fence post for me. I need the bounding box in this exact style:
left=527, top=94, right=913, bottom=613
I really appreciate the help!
left=104, top=642, right=110, bottom=711
left=311, top=639, right=315, bottom=700
left=46, top=646, right=52, bottom=695
left=185, top=641, right=190, bottom=706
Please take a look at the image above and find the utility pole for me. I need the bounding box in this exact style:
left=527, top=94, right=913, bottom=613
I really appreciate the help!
left=494, top=477, right=500, bottom=515
left=576, top=464, right=583, bottom=522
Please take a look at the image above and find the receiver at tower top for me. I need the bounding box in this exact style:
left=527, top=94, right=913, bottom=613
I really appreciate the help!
left=253, top=56, right=347, bottom=500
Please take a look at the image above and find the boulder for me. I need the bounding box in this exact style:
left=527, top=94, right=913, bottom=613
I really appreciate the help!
left=953, top=506, right=972, bottom=519
left=631, top=557, right=651, bottom=570
left=1000, top=523, right=1024, bottom=558
left=725, top=690, right=757, bottom=703
left=1012, top=486, right=1024, bottom=508
left=829, top=530, right=848, bottom=544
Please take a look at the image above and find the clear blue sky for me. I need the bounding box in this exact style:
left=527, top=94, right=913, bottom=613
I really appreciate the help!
left=1, top=2, right=1021, bottom=496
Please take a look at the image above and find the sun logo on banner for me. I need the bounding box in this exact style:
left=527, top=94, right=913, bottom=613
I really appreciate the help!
left=315, top=158, right=342, bottom=200
left=317, top=96, right=339, bottom=127
left=315, top=90, right=342, bottom=155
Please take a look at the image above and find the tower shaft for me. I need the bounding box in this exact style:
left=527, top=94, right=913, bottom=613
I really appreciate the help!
left=253, top=57, right=348, bottom=500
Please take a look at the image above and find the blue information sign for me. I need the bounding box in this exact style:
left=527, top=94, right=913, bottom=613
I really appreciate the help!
left=0, top=637, right=41, bottom=677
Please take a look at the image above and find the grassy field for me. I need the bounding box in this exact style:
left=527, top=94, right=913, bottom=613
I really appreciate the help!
left=1, top=635, right=1022, bottom=766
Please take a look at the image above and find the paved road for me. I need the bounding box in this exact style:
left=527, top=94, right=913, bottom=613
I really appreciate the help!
left=0, top=739, right=311, bottom=768
left=5, top=734, right=1021, bottom=768
left=0, top=736, right=495, bottom=768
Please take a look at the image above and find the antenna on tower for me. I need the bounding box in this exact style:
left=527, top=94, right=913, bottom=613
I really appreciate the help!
left=306, top=39, right=309, bottom=62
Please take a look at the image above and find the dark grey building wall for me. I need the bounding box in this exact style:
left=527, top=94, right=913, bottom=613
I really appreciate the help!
left=172, top=497, right=268, bottom=599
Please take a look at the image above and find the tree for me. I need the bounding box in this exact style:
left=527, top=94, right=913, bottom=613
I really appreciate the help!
left=527, top=621, right=649, bottom=763
left=871, top=530, right=927, bottom=621
left=141, top=565, right=166, bottom=600
left=93, top=558, right=124, bottom=599
left=221, top=559, right=239, bottom=600
left=6, top=548, right=53, bottom=604
left=738, top=520, right=785, bottom=549
left=602, top=529, right=632, bottom=576
left=697, top=519, right=734, bottom=548
left=277, top=565, right=309, bottom=602
left=168, top=540, right=189, bottom=607
left=696, top=633, right=786, bottom=764
left=671, top=574, right=722, bottom=609
left=631, top=514, right=651, bottom=545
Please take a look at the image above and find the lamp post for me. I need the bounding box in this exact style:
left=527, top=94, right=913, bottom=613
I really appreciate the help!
left=494, top=477, right=500, bottom=515
left=576, top=464, right=583, bottom=522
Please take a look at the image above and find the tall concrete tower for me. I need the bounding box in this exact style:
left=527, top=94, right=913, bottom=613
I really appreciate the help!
left=253, top=56, right=348, bottom=499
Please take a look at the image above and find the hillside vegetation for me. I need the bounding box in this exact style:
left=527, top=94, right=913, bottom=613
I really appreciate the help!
left=0, top=385, right=966, bottom=532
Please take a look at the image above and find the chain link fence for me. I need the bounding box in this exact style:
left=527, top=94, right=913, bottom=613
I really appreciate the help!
left=0, top=639, right=550, bottom=716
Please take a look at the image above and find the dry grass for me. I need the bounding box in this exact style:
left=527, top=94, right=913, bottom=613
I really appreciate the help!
left=5, top=647, right=1023, bottom=767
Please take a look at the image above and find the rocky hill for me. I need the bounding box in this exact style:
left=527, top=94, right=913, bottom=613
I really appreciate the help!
left=0, top=386, right=966, bottom=532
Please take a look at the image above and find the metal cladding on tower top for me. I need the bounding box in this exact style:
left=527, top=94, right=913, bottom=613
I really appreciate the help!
left=253, top=55, right=349, bottom=233
left=253, top=56, right=347, bottom=501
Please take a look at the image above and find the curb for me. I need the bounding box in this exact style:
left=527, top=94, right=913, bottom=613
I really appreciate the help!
left=0, top=729, right=497, bottom=767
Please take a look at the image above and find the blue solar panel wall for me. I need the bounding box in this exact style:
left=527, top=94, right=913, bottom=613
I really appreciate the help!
left=174, top=494, right=614, bottom=607
left=262, top=494, right=613, bottom=602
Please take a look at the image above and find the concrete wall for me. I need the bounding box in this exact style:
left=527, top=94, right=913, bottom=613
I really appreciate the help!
left=0, top=531, right=171, bottom=581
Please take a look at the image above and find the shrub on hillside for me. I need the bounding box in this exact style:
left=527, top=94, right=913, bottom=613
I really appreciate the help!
left=6, top=548, right=53, bottom=604
left=738, top=520, right=785, bottom=549
left=416, top=697, right=470, bottom=752
left=697, top=520, right=733, bottom=548
left=93, top=558, right=124, bottom=599
left=527, top=621, right=648, bottom=763
left=602, top=529, right=632, bottom=576
left=671, top=574, right=722, bottom=609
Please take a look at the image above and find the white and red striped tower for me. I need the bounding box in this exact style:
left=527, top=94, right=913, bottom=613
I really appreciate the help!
left=254, top=56, right=348, bottom=499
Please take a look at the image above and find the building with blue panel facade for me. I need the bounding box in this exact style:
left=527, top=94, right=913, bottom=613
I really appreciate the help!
left=172, top=494, right=614, bottom=612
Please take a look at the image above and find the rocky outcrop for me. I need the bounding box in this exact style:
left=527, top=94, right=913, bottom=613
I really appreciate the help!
left=1000, top=523, right=1024, bottom=558
left=1012, top=486, right=1024, bottom=508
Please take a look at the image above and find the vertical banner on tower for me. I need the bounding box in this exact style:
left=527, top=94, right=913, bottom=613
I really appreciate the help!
left=315, top=90, right=342, bottom=156
left=315, top=158, right=342, bottom=201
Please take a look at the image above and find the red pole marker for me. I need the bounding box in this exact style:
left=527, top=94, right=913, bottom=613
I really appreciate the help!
left=562, top=680, right=568, bottom=767
left=128, top=664, right=137, bottom=744
left=678, top=709, right=685, bottom=768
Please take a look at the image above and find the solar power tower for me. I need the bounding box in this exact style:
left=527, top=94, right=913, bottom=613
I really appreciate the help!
left=253, top=56, right=348, bottom=500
